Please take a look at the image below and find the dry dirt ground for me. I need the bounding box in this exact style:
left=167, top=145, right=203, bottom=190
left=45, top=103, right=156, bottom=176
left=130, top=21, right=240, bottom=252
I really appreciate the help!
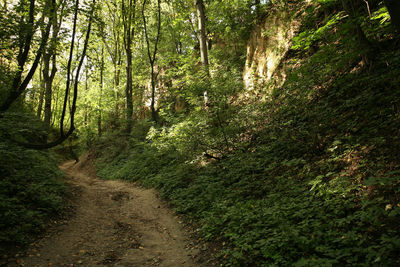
left=8, top=157, right=213, bottom=267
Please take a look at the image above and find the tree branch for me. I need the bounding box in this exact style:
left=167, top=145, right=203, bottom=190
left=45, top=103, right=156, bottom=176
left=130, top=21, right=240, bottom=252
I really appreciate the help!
left=9, top=0, right=94, bottom=150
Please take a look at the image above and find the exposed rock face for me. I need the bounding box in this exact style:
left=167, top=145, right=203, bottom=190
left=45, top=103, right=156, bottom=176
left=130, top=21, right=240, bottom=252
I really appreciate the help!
left=243, top=1, right=311, bottom=90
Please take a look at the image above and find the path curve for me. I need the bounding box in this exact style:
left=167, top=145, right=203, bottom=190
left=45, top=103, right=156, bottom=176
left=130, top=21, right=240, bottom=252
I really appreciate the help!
left=11, top=158, right=203, bottom=267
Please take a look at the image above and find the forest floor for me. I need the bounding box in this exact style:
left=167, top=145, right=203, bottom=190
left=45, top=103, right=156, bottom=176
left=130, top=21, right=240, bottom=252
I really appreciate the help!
left=8, top=155, right=210, bottom=267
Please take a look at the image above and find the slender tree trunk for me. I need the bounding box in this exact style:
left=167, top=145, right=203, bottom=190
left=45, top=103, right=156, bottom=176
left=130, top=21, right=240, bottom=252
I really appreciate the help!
left=122, top=0, right=136, bottom=134
left=142, top=0, right=161, bottom=122
left=103, top=1, right=121, bottom=121
left=37, top=61, right=45, bottom=118
left=37, top=88, right=45, bottom=117
left=114, top=43, right=121, bottom=120
left=43, top=53, right=52, bottom=134
left=98, top=47, right=104, bottom=136
left=84, top=67, right=89, bottom=127
left=114, top=60, right=120, bottom=118
left=52, top=85, right=60, bottom=127
left=150, top=67, right=156, bottom=122
left=194, top=0, right=209, bottom=108
left=195, top=0, right=208, bottom=67
left=13, top=0, right=93, bottom=149
left=126, top=48, right=133, bottom=133
left=43, top=1, right=63, bottom=138
left=0, top=0, right=52, bottom=113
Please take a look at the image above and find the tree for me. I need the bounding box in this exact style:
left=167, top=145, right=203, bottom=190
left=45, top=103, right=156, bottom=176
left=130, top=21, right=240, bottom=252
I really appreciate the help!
left=0, top=0, right=53, bottom=113
left=194, top=0, right=208, bottom=68
left=142, top=0, right=162, bottom=122
left=11, top=0, right=94, bottom=149
left=122, top=0, right=137, bottom=133
left=42, top=0, right=66, bottom=139
left=194, top=0, right=209, bottom=107
left=98, top=46, right=104, bottom=136
left=102, top=0, right=123, bottom=120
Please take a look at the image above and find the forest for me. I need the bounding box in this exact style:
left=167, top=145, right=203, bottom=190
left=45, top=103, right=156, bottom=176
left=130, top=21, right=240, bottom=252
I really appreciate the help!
left=1, top=0, right=400, bottom=266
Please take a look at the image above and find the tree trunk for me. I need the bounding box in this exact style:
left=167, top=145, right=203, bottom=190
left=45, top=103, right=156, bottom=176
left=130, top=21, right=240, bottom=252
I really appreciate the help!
left=0, top=0, right=52, bottom=113
left=43, top=53, right=52, bottom=136
left=195, top=0, right=209, bottom=67
left=126, top=48, right=133, bottom=133
left=142, top=0, right=161, bottom=122
left=150, top=68, right=157, bottom=122
left=12, top=0, right=93, bottom=149
left=194, top=0, right=210, bottom=108
left=37, top=61, right=45, bottom=118
left=114, top=60, right=120, bottom=118
left=122, top=0, right=136, bottom=134
left=384, top=0, right=400, bottom=31
left=98, top=47, right=104, bottom=136
left=42, top=0, right=62, bottom=138
left=84, top=68, right=89, bottom=127
left=103, top=0, right=121, bottom=120
left=43, top=59, right=52, bottom=130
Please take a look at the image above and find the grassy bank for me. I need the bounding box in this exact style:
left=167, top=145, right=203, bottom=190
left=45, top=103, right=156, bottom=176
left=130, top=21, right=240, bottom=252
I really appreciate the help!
left=94, top=2, right=400, bottom=266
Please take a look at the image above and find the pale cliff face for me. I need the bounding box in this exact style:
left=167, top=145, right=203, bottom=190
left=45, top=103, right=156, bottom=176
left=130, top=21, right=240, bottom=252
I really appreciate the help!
left=243, top=1, right=311, bottom=91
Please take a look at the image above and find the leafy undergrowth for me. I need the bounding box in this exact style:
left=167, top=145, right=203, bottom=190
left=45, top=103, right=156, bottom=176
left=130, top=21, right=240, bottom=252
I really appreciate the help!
left=95, top=3, right=400, bottom=266
left=0, top=115, right=65, bottom=255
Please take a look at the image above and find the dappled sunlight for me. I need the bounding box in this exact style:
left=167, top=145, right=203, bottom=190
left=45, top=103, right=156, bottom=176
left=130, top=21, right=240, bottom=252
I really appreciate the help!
left=243, top=3, right=307, bottom=91
left=1, top=0, right=400, bottom=265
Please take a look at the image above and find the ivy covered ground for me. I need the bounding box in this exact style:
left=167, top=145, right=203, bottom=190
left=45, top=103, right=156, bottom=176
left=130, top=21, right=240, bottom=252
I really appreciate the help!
left=95, top=1, right=400, bottom=266
left=1, top=0, right=399, bottom=266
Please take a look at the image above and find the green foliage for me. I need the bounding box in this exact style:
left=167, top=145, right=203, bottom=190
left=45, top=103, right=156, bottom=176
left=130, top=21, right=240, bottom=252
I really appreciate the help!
left=0, top=112, right=65, bottom=253
left=292, top=12, right=345, bottom=51
left=94, top=0, right=400, bottom=266
left=0, top=142, right=65, bottom=253
left=208, top=0, right=257, bottom=46
left=370, top=6, right=391, bottom=25
left=317, top=0, right=339, bottom=8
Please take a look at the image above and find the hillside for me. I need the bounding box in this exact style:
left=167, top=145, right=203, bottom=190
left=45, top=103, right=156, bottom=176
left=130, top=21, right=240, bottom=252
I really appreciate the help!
left=95, top=1, right=400, bottom=266
left=1, top=0, right=399, bottom=266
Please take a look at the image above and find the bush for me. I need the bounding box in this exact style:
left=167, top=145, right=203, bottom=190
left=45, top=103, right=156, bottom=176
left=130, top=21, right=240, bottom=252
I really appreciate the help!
left=0, top=118, right=65, bottom=254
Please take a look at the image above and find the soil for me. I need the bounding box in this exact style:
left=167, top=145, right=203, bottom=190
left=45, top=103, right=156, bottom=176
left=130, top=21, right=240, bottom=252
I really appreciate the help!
left=7, top=156, right=212, bottom=267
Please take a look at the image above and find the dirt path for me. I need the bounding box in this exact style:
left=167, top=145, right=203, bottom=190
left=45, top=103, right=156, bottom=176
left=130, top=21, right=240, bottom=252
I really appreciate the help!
left=10, top=158, right=207, bottom=267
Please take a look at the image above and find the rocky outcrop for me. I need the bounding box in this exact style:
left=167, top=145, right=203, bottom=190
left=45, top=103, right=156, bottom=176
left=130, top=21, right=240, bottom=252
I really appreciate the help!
left=243, top=1, right=312, bottom=90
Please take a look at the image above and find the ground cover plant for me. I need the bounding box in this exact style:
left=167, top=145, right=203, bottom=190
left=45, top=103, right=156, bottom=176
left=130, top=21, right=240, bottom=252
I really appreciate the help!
left=0, top=115, right=65, bottom=254
left=95, top=1, right=400, bottom=265
left=1, top=0, right=399, bottom=265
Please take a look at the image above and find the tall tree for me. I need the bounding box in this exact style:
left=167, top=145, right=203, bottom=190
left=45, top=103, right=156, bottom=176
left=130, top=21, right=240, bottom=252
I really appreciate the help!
left=142, top=0, right=162, bottom=122
left=194, top=0, right=208, bottom=68
left=103, top=0, right=123, bottom=119
left=98, top=46, right=104, bottom=136
left=37, top=62, right=45, bottom=118
left=194, top=0, right=209, bottom=107
left=42, top=0, right=66, bottom=139
left=15, top=0, right=94, bottom=149
left=0, top=0, right=53, bottom=113
left=122, top=0, right=137, bottom=133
